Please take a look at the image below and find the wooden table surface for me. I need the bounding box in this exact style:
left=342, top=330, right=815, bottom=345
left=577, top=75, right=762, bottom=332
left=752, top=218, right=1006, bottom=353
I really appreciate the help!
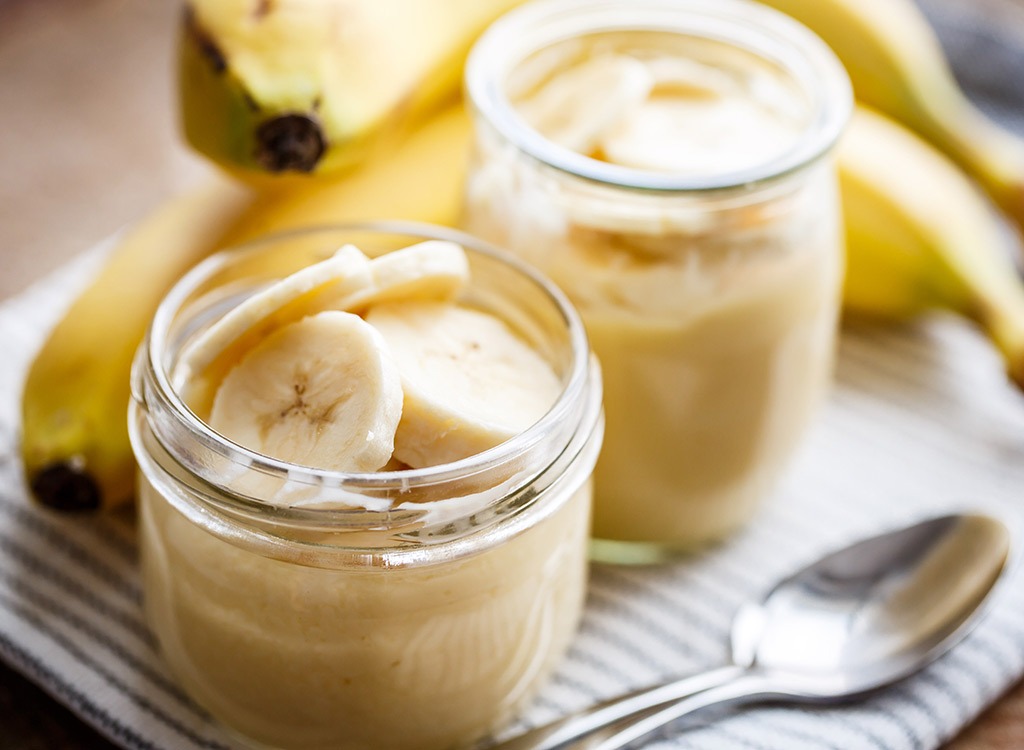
left=1, top=0, right=1022, bottom=747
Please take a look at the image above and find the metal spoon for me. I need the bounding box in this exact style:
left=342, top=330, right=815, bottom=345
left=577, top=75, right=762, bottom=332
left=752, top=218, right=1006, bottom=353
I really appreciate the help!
left=496, top=513, right=1011, bottom=750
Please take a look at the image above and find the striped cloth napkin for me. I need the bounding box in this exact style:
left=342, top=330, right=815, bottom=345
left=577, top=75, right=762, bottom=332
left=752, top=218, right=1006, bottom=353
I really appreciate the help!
left=2, top=3, right=1024, bottom=748
left=3, top=236, right=1024, bottom=750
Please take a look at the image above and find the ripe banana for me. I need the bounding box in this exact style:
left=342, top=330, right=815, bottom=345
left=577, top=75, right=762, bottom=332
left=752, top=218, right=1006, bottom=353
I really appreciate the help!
left=20, top=179, right=253, bottom=512
left=366, top=301, right=562, bottom=468
left=758, top=0, right=1024, bottom=233
left=838, top=105, right=1024, bottom=389
left=209, top=311, right=404, bottom=472
left=218, top=106, right=470, bottom=246
left=179, top=0, right=521, bottom=178
left=21, top=105, right=470, bottom=511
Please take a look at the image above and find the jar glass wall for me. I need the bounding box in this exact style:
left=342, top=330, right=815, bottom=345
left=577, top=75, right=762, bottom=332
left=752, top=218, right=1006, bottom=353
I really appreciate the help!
left=463, top=0, right=852, bottom=561
left=129, top=223, right=603, bottom=749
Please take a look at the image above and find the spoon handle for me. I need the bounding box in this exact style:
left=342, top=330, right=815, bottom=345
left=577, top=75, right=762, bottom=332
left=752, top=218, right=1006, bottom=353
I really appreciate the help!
left=576, top=671, right=772, bottom=750
left=494, top=665, right=754, bottom=750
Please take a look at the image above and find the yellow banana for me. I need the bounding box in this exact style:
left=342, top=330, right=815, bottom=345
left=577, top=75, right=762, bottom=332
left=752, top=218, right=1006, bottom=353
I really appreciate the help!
left=180, top=0, right=520, bottom=178
left=838, top=105, right=1024, bottom=389
left=218, top=108, right=470, bottom=246
left=21, top=179, right=253, bottom=511
left=21, top=106, right=470, bottom=511
left=758, top=0, right=1024, bottom=233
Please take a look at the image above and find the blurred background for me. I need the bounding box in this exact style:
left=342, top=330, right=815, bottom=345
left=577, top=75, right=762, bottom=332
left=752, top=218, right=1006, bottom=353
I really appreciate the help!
left=0, top=0, right=207, bottom=301
left=0, top=0, right=1023, bottom=747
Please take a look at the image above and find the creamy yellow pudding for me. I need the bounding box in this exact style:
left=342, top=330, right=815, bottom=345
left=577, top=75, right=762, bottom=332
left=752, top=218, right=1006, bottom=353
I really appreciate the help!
left=130, top=227, right=603, bottom=749
left=464, top=0, right=851, bottom=555
left=138, top=477, right=591, bottom=750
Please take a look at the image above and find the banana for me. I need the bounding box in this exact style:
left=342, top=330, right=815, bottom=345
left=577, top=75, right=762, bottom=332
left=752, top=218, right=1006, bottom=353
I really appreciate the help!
left=181, top=240, right=470, bottom=416
left=20, top=177, right=254, bottom=512
left=198, top=244, right=552, bottom=479
left=343, top=240, right=470, bottom=311
left=209, top=311, right=403, bottom=472
left=365, top=301, right=561, bottom=468
left=217, top=106, right=470, bottom=246
left=178, top=244, right=374, bottom=411
left=598, top=96, right=801, bottom=175
left=838, top=106, right=1024, bottom=389
left=757, top=0, right=1024, bottom=233
left=21, top=104, right=470, bottom=511
left=513, top=46, right=803, bottom=176
left=179, top=0, right=520, bottom=178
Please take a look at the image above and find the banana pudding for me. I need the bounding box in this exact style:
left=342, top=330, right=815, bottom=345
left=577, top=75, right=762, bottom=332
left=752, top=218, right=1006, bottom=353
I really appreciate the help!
left=129, top=226, right=603, bottom=749
left=464, top=0, right=851, bottom=557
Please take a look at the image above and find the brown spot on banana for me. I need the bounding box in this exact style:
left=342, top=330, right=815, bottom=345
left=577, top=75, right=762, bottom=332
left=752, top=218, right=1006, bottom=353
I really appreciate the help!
left=253, top=0, right=275, bottom=20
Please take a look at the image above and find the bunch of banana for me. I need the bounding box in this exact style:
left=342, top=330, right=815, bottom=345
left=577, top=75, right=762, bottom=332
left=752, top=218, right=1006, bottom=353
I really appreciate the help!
left=839, top=106, right=1024, bottom=390
left=21, top=106, right=469, bottom=511
left=759, top=0, right=1024, bottom=233
left=179, top=0, right=520, bottom=178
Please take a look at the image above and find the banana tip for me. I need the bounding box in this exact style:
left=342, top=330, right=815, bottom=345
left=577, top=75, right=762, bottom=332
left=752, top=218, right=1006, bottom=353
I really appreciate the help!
left=255, top=114, right=326, bottom=173
left=1012, top=361, right=1024, bottom=396
left=30, top=463, right=101, bottom=512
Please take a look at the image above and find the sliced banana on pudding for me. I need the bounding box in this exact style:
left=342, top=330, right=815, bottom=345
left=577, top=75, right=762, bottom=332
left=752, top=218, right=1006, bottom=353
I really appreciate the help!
left=365, top=301, right=562, bottom=468
left=516, top=54, right=654, bottom=155
left=179, top=242, right=471, bottom=417
left=178, top=244, right=374, bottom=410
left=184, top=239, right=544, bottom=476
left=600, top=95, right=802, bottom=174
left=209, top=311, right=403, bottom=472
left=339, top=240, right=470, bottom=310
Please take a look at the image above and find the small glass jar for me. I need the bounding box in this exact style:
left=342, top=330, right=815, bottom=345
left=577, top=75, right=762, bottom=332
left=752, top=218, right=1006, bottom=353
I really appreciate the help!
left=128, top=223, right=603, bottom=750
left=463, top=0, right=852, bottom=561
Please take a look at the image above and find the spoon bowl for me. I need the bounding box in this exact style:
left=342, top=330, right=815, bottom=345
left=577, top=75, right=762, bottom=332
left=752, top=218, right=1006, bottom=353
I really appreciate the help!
left=497, top=513, right=1011, bottom=750
left=731, top=513, right=1010, bottom=698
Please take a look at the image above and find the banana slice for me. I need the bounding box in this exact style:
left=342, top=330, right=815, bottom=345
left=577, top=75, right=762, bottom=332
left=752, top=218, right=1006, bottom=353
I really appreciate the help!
left=209, top=310, right=402, bottom=472
left=338, top=240, right=470, bottom=310
left=178, top=244, right=373, bottom=409
left=600, top=96, right=803, bottom=174
left=516, top=54, right=654, bottom=155
left=365, top=301, right=562, bottom=468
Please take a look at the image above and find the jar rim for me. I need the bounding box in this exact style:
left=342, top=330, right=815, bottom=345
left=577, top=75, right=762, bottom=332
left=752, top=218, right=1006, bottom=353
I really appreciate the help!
left=133, top=221, right=601, bottom=549
left=465, top=0, right=853, bottom=193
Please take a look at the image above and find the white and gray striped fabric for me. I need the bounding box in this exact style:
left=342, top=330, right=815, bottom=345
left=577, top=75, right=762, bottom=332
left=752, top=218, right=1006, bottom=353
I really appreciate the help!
left=3, top=3, right=1024, bottom=746
left=2, top=236, right=1024, bottom=750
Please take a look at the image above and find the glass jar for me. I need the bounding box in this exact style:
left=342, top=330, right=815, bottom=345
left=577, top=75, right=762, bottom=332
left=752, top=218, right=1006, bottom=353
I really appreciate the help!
left=128, top=223, right=603, bottom=750
left=463, top=0, right=852, bottom=561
